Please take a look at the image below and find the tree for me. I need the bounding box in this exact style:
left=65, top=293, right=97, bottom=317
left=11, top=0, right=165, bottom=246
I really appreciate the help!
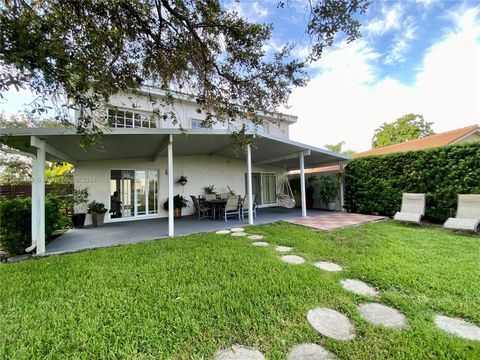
left=324, top=141, right=356, bottom=156
left=0, top=113, right=73, bottom=184
left=0, top=0, right=370, bottom=140
left=372, top=114, right=434, bottom=149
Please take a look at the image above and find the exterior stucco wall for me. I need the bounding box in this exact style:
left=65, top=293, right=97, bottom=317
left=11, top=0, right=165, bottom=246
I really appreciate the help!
left=74, top=155, right=282, bottom=225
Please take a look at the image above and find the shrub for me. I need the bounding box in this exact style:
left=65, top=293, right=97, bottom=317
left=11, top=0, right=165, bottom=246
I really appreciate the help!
left=0, top=196, right=66, bottom=255
left=344, top=143, right=480, bottom=222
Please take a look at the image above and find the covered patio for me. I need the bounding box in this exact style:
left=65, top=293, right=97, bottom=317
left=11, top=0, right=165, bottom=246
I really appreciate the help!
left=46, top=207, right=330, bottom=254
left=2, top=127, right=350, bottom=256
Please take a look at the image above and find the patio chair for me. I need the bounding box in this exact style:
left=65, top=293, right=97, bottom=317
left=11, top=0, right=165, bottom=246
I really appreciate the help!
left=190, top=195, right=212, bottom=221
left=221, top=195, right=241, bottom=222
left=393, top=193, right=425, bottom=224
left=205, top=193, right=217, bottom=201
left=241, top=194, right=257, bottom=221
left=443, top=194, right=480, bottom=232
left=219, top=193, right=229, bottom=200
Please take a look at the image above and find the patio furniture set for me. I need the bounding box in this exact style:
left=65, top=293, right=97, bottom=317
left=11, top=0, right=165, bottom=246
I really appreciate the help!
left=190, top=194, right=258, bottom=222
left=394, top=193, right=480, bottom=232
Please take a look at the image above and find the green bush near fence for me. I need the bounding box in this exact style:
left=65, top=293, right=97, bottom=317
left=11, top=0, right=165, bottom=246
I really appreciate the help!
left=344, top=143, right=480, bottom=222
left=0, top=196, right=69, bottom=255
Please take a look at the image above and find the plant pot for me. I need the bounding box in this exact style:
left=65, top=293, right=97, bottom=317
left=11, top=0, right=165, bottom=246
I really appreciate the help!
left=91, top=212, right=105, bottom=227
left=327, top=202, right=336, bottom=211
left=71, top=213, right=86, bottom=228
left=174, top=208, right=182, bottom=218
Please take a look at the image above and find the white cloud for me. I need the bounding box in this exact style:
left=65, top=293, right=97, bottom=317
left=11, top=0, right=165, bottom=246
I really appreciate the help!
left=365, top=3, right=404, bottom=35
left=385, top=16, right=417, bottom=64
left=288, top=6, right=480, bottom=152
left=224, top=0, right=270, bottom=21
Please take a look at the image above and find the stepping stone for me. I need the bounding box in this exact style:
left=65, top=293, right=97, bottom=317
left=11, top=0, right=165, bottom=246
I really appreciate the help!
left=434, top=315, right=480, bottom=341
left=340, top=279, right=378, bottom=297
left=231, top=232, right=247, bottom=237
left=252, top=242, right=269, bottom=247
left=230, top=228, right=245, bottom=233
left=314, top=261, right=343, bottom=272
left=214, top=345, right=265, bottom=360
left=358, top=303, right=406, bottom=329
left=248, top=235, right=264, bottom=240
left=281, top=255, right=305, bottom=265
left=287, top=343, right=336, bottom=359
left=275, top=245, right=292, bottom=252
left=307, top=308, right=356, bottom=341
left=216, top=230, right=231, bottom=235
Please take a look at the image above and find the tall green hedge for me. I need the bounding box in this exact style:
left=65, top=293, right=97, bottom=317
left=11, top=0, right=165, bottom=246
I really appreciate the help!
left=344, top=143, right=480, bottom=222
left=0, top=197, right=66, bottom=255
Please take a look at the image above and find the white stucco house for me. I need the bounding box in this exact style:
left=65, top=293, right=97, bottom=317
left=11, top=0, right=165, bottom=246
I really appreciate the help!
left=1, top=86, right=349, bottom=254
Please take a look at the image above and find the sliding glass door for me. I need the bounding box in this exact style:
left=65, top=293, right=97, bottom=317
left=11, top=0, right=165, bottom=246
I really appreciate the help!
left=111, top=170, right=158, bottom=219
left=245, top=172, right=277, bottom=206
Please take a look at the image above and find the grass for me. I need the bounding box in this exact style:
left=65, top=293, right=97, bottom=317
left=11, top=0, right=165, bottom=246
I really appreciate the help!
left=0, top=221, right=479, bottom=359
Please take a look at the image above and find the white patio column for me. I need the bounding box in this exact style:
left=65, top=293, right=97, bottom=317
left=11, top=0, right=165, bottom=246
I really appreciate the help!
left=32, top=141, right=46, bottom=254
left=299, top=151, right=307, bottom=217
left=167, top=135, right=174, bottom=237
left=339, top=161, right=345, bottom=211
left=246, top=143, right=254, bottom=225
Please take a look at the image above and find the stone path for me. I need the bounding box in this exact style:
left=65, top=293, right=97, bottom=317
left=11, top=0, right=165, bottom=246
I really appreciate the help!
left=434, top=315, right=480, bottom=341
left=340, top=279, right=378, bottom=297
left=216, top=230, right=231, bottom=235
left=287, top=343, right=336, bottom=360
left=248, top=235, right=264, bottom=240
left=214, top=345, right=265, bottom=360
left=307, top=308, right=356, bottom=341
left=231, top=232, right=247, bottom=237
left=252, top=242, right=269, bottom=247
left=281, top=255, right=305, bottom=265
left=230, top=228, right=245, bottom=233
left=275, top=246, right=292, bottom=252
left=358, top=303, right=406, bottom=329
left=314, top=261, right=343, bottom=272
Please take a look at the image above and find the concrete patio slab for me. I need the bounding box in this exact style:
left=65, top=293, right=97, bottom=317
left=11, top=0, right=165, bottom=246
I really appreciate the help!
left=286, top=212, right=387, bottom=231
left=46, top=208, right=329, bottom=255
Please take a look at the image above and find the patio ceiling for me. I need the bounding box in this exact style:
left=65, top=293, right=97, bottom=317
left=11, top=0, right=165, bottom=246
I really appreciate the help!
left=0, top=128, right=349, bottom=170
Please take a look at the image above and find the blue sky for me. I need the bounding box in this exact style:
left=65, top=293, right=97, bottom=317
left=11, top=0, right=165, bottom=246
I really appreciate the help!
left=224, top=0, right=480, bottom=151
left=1, top=0, right=479, bottom=151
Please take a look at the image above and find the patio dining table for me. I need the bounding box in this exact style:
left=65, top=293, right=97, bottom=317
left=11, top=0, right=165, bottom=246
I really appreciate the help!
left=204, top=198, right=227, bottom=220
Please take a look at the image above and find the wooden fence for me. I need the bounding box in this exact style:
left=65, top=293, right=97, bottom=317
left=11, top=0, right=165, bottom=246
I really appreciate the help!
left=0, top=184, right=74, bottom=199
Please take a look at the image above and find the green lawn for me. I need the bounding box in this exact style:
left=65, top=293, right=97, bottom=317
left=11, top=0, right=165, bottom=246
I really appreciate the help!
left=1, top=221, right=479, bottom=359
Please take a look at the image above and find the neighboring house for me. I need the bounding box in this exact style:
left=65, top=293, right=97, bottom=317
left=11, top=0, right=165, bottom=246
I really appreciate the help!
left=302, top=124, right=480, bottom=210
left=1, top=86, right=348, bottom=254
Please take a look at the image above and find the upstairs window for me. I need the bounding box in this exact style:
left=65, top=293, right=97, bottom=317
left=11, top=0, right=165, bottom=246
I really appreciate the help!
left=244, top=122, right=265, bottom=133
left=107, top=109, right=157, bottom=128
left=191, top=119, right=203, bottom=129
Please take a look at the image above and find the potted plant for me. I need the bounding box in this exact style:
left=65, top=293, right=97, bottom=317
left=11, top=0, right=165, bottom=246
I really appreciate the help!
left=87, top=201, right=108, bottom=227
left=178, top=175, right=188, bottom=186
left=318, top=176, right=339, bottom=210
left=163, top=194, right=190, bottom=218
left=68, top=187, right=89, bottom=228
left=203, top=185, right=216, bottom=194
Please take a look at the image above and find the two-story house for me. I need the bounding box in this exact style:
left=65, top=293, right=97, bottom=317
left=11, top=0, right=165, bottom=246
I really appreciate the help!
left=1, top=86, right=349, bottom=254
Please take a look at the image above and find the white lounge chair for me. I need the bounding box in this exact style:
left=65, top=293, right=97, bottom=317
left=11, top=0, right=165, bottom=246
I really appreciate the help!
left=393, top=193, right=426, bottom=224
left=444, top=194, right=480, bottom=232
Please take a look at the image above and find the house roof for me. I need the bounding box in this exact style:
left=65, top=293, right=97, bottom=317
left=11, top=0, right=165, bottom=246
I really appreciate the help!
left=351, top=124, right=479, bottom=158
left=0, top=128, right=348, bottom=171
left=304, top=124, right=479, bottom=174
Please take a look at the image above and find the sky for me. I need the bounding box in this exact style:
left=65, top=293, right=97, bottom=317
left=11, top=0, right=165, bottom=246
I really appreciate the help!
left=1, top=0, right=479, bottom=152
left=224, top=0, right=480, bottom=152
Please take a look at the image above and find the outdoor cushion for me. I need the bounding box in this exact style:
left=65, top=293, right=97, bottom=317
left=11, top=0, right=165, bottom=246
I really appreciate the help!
left=444, top=218, right=480, bottom=232
left=393, top=212, right=422, bottom=224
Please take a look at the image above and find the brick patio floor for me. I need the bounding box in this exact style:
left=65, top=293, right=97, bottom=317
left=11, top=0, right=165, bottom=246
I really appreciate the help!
left=286, top=212, right=387, bottom=231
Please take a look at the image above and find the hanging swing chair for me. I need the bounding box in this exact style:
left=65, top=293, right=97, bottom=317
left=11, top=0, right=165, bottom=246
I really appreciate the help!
left=277, top=172, right=296, bottom=208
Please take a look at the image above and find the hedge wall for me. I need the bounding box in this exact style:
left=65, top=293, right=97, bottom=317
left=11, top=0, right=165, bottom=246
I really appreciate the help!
left=0, top=197, right=66, bottom=255
left=344, top=143, right=480, bottom=222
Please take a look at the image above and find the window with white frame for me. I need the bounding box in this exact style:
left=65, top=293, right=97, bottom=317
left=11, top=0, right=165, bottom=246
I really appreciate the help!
left=107, top=108, right=157, bottom=128
left=191, top=119, right=203, bottom=129
left=244, top=122, right=265, bottom=133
